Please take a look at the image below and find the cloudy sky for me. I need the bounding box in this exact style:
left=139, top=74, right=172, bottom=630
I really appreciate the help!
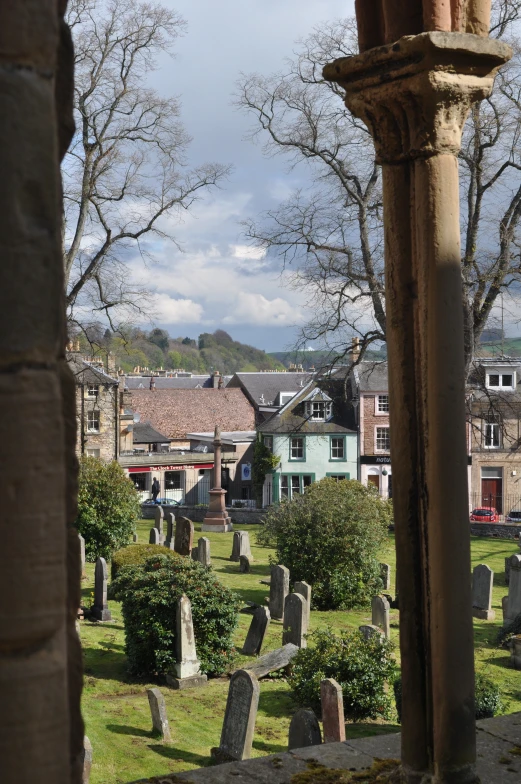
left=127, top=0, right=355, bottom=352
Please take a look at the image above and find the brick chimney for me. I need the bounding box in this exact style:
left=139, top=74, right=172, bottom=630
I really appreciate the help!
left=351, top=337, right=361, bottom=362
left=212, top=370, right=220, bottom=388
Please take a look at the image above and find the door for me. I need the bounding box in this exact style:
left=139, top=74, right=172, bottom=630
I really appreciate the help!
left=368, top=474, right=380, bottom=492
left=481, top=478, right=502, bottom=514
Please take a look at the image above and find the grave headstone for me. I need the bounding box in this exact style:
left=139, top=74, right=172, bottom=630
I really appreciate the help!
left=164, top=512, right=175, bottom=549
left=92, top=558, right=111, bottom=621
left=166, top=594, right=207, bottom=689
left=510, top=635, right=521, bottom=669
left=79, top=534, right=86, bottom=579
left=282, top=592, right=308, bottom=648
left=243, top=606, right=270, bottom=656
left=294, top=581, right=311, bottom=627
left=197, top=536, right=211, bottom=567
left=269, top=564, right=289, bottom=620
left=472, top=564, right=495, bottom=620
left=502, top=595, right=509, bottom=623
left=154, top=505, right=164, bottom=544
left=359, top=624, right=384, bottom=641
left=505, top=554, right=521, bottom=625
left=174, top=516, right=194, bottom=556
left=211, top=669, right=260, bottom=762
left=149, top=527, right=159, bottom=545
left=191, top=546, right=198, bottom=560
left=147, top=688, right=172, bottom=742
left=288, top=708, right=322, bottom=751
left=82, top=736, right=92, bottom=784
left=240, top=643, right=299, bottom=678
left=132, top=533, right=138, bottom=543
left=505, top=556, right=512, bottom=585
left=230, top=530, right=253, bottom=562
left=371, top=595, right=390, bottom=638
left=320, top=678, right=345, bottom=743
left=240, top=555, right=251, bottom=573
left=380, top=563, right=391, bottom=591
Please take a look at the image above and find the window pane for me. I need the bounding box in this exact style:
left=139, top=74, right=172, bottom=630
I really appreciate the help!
left=488, top=375, right=499, bottom=386
left=376, top=427, right=390, bottom=451
left=331, top=437, right=345, bottom=459
left=281, top=476, right=289, bottom=498
left=502, top=374, right=513, bottom=387
left=378, top=395, right=389, bottom=413
left=291, top=476, right=300, bottom=494
left=291, top=437, right=303, bottom=458
left=303, top=475, right=312, bottom=487
left=264, top=436, right=273, bottom=452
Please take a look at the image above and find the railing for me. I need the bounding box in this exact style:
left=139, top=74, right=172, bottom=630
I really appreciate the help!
left=469, top=492, right=521, bottom=521
left=136, top=476, right=259, bottom=508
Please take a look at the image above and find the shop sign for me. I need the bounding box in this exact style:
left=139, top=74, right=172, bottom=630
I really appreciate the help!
left=360, top=455, right=391, bottom=465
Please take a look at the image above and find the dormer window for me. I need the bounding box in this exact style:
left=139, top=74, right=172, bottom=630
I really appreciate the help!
left=306, top=400, right=332, bottom=421
left=486, top=372, right=515, bottom=390
left=279, top=392, right=295, bottom=406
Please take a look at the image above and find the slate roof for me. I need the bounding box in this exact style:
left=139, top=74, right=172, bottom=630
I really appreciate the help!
left=352, top=361, right=389, bottom=393
left=132, top=422, right=171, bottom=444
left=227, top=372, right=314, bottom=408
left=258, top=381, right=355, bottom=435
left=67, top=353, right=119, bottom=386
left=468, top=358, right=521, bottom=404
left=124, top=375, right=231, bottom=390
left=129, top=388, right=256, bottom=440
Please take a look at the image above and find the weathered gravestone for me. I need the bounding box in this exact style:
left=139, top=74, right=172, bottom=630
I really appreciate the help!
left=502, top=595, right=509, bottom=623
left=240, top=555, right=251, bottom=573
left=230, top=530, right=253, bottom=562
left=132, top=533, right=138, bottom=543
left=505, top=556, right=511, bottom=586
left=78, top=534, right=86, bottom=579
left=371, top=595, right=390, bottom=638
left=164, top=512, right=175, bottom=550
left=166, top=594, right=207, bottom=689
left=241, top=643, right=299, bottom=678
left=243, top=606, right=270, bottom=656
left=472, top=564, right=495, bottom=620
left=149, top=527, right=159, bottom=545
left=288, top=708, right=322, bottom=751
left=294, top=580, right=311, bottom=627
left=175, top=516, right=194, bottom=556
left=320, top=678, right=345, bottom=743
left=197, top=536, right=211, bottom=567
left=147, top=688, right=172, bottom=742
left=269, top=564, right=289, bottom=620
left=283, top=592, right=308, bottom=648
left=380, top=563, right=391, bottom=591
left=211, top=669, right=260, bottom=762
left=154, top=505, right=164, bottom=544
left=504, top=554, right=521, bottom=626
left=92, top=558, right=111, bottom=621
left=82, top=736, right=92, bottom=784
left=359, top=624, right=384, bottom=641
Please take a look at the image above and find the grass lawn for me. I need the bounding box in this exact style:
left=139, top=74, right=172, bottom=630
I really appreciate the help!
left=80, top=523, right=521, bottom=784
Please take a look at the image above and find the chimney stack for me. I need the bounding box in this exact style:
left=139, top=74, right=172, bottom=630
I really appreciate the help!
left=212, top=370, right=220, bottom=389
left=351, top=337, right=361, bottom=363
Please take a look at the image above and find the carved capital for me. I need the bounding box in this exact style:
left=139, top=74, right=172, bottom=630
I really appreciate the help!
left=323, top=32, right=511, bottom=164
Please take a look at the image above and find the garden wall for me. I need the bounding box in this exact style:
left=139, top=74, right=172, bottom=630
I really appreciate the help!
left=470, top=522, right=521, bottom=540
left=141, top=504, right=265, bottom=525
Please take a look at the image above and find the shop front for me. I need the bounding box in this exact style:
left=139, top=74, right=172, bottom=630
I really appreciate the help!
left=360, top=455, right=392, bottom=499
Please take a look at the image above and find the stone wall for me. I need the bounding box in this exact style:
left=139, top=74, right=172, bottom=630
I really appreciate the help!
left=141, top=504, right=265, bottom=525
left=470, top=522, right=521, bottom=540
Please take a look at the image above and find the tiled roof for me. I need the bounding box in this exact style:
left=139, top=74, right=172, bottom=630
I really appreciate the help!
left=228, top=372, right=314, bottom=408
left=130, top=389, right=255, bottom=440
left=124, top=375, right=231, bottom=390
left=67, top=353, right=119, bottom=386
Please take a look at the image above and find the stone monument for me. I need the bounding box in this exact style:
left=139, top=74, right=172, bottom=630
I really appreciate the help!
left=282, top=592, right=308, bottom=648
left=197, top=536, right=211, bottom=567
left=243, top=606, right=270, bottom=656
left=166, top=594, right=207, bottom=689
left=211, top=669, right=260, bottom=762
left=269, top=564, right=289, bottom=620
left=371, top=595, right=390, bottom=638
left=92, top=557, right=112, bottom=622
left=147, top=688, right=172, bottom=742
left=504, top=554, right=521, bottom=626
left=471, top=564, right=495, bottom=620
left=320, top=678, right=345, bottom=743
left=174, top=517, right=194, bottom=556
left=288, top=708, right=322, bottom=751
left=202, top=425, right=233, bottom=532
left=231, top=530, right=253, bottom=562
left=294, top=580, right=311, bottom=627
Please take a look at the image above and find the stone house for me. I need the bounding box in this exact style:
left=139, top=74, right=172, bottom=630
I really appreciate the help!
left=258, top=380, right=357, bottom=504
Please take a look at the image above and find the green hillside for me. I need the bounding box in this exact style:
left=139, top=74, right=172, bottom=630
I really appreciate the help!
left=270, top=346, right=388, bottom=370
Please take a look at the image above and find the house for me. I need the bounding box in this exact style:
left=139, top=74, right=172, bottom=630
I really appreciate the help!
left=186, top=430, right=256, bottom=504
left=227, top=371, right=314, bottom=424
left=123, top=370, right=231, bottom=390
left=258, top=380, right=357, bottom=504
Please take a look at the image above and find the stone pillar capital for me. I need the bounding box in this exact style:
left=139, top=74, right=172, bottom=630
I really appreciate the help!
left=324, top=31, right=511, bottom=164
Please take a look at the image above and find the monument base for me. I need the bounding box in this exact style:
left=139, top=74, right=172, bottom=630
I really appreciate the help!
left=472, top=607, right=496, bottom=621
left=210, top=747, right=238, bottom=764
left=91, top=607, right=112, bottom=622
left=166, top=673, right=208, bottom=690
left=202, top=522, right=233, bottom=533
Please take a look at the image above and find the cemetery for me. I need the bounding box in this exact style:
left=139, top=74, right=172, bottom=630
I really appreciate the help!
left=78, top=518, right=521, bottom=784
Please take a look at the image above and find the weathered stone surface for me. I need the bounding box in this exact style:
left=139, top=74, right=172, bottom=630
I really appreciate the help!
left=132, top=533, right=138, bottom=543
left=359, top=624, right=384, bottom=641
left=79, top=534, right=86, bottom=579
left=380, top=563, right=391, bottom=591
left=154, top=506, right=164, bottom=543
left=505, top=554, right=521, bottom=625
left=82, top=735, right=93, bottom=784
left=505, top=556, right=511, bottom=585
left=371, top=595, right=390, bottom=638
left=282, top=592, right=308, bottom=648
left=166, top=672, right=208, bottom=690
left=197, top=536, right=211, bottom=567
left=243, top=606, right=270, bottom=656
left=164, top=512, right=175, bottom=550
left=241, top=643, right=299, bottom=678
left=294, top=581, right=311, bottom=627
left=92, top=558, right=111, bottom=621
left=509, top=635, right=521, bottom=670
left=472, top=564, right=495, bottom=620
left=149, top=527, right=159, bottom=545
left=174, top=594, right=203, bottom=680
left=239, top=555, right=251, bottom=573
left=211, top=669, right=260, bottom=762
left=288, top=708, right=322, bottom=751
left=269, top=564, right=289, bottom=620
left=320, top=678, right=345, bottom=743
left=231, top=530, right=253, bottom=562
left=502, top=595, right=509, bottom=622
left=147, top=688, right=172, bottom=742
left=175, top=517, right=194, bottom=556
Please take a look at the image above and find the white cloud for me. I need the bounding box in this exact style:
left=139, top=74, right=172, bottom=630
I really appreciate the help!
left=222, top=292, right=304, bottom=326
left=155, top=293, right=204, bottom=324
left=231, top=244, right=266, bottom=260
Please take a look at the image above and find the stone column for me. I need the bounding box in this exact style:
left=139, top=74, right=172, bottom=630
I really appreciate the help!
left=324, top=31, right=510, bottom=784
left=202, top=426, right=232, bottom=532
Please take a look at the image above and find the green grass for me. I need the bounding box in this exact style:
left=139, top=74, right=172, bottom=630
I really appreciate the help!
left=80, top=523, right=521, bottom=783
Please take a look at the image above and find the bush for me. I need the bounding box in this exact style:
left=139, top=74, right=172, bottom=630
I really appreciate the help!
left=289, top=628, right=396, bottom=722
left=113, top=553, right=240, bottom=677
left=111, top=544, right=182, bottom=581
left=394, top=672, right=503, bottom=722
left=76, top=457, right=141, bottom=561
left=258, top=478, right=391, bottom=609
left=496, top=612, right=521, bottom=646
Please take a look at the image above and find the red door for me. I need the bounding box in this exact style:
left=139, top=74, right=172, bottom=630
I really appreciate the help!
left=368, top=475, right=380, bottom=492
left=481, top=478, right=502, bottom=514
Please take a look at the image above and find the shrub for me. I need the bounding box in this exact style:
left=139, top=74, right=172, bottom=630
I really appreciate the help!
left=289, top=628, right=396, bottom=722
left=394, top=672, right=503, bottom=722
left=76, top=457, right=141, bottom=561
left=113, top=553, right=240, bottom=677
left=258, top=478, right=391, bottom=609
left=111, top=544, right=182, bottom=581
left=496, top=612, right=521, bottom=646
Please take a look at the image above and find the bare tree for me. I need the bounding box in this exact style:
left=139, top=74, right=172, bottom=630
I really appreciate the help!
left=236, top=2, right=521, bottom=371
left=64, top=0, right=229, bottom=334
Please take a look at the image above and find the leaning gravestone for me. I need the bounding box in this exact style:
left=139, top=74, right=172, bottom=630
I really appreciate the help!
left=288, top=708, right=322, bottom=751
left=92, top=558, right=111, bottom=621
left=197, top=536, right=211, bottom=567
left=147, top=688, right=172, bottom=742
left=154, top=505, right=164, bottom=544
left=211, top=669, right=260, bottom=762
left=164, top=512, right=175, bottom=550
left=166, top=594, right=207, bottom=689
left=504, top=554, right=521, bottom=625
left=294, top=581, right=311, bottom=627
left=283, top=592, right=308, bottom=648
left=240, top=555, right=251, bottom=573
left=472, top=564, right=495, bottom=620
left=269, top=564, right=290, bottom=620
left=371, top=595, right=390, bottom=638
left=241, top=643, right=299, bottom=678
left=231, top=530, right=253, bottom=562
left=174, top=516, right=194, bottom=556
left=82, top=736, right=92, bottom=784
left=320, top=678, right=345, bottom=744
left=243, top=606, right=270, bottom=656
left=78, top=534, right=86, bottom=579
left=149, top=527, right=159, bottom=545
left=380, top=563, right=391, bottom=591
left=359, top=624, right=384, bottom=641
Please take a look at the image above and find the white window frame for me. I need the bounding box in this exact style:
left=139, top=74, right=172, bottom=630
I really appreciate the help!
left=87, top=410, right=100, bottom=433
left=279, top=392, right=295, bottom=406
left=263, top=435, right=273, bottom=452
left=87, top=384, right=99, bottom=397
left=330, top=437, right=345, bottom=460
left=375, top=426, right=390, bottom=453
left=86, top=448, right=100, bottom=458
left=483, top=421, right=501, bottom=449
left=307, top=400, right=332, bottom=421
left=375, top=395, right=389, bottom=415
left=486, top=372, right=515, bottom=391
left=290, top=437, right=304, bottom=460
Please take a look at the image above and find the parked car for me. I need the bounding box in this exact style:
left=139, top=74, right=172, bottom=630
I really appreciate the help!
left=506, top=509, right=521, bottom=523
left=142, top=497, right=183, bottom=506
left=470, top=507, right=499, bottom=522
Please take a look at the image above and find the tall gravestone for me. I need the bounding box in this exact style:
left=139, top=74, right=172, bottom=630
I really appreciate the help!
left=92, top=558, right=111, bottom=621
left=371, top=595, right=390, bottom=638
left=147, top=688, right=172, bottom=742
left=472, top=564, right=495, bottom=620
left=79, top=534, right=86, bottom=579
left=175, top=517, right=194, bottom=556
left=197, top=536, right=211, bottom=567
left=380, top=563, right=391, bottom=591
left=211, top=669, right=260, bottom=762
left=239, top=555, right=251, bottom=573
left=164, top=512, right=175, bottom=550
left=294, top=581, right=311, bottom=627
left=320, top=678, right=345, bottom=744
left=282, top=592, right=308, bottom=648
left=505, top=556, right=511, bottom=586
left=243, top=606, right=270, bottom=656
left=82, top=736, right=92, bottom=784
left=269, top=564, right=289, bottom=620
left=149, top=527, right=159, bottom=545
left=504, top=554, right=521, bottom=626
left=288, top=708, right=322, bottom=751
left=231, top=530, right=253, bottom=562
left=166, top=594, right=207, bottom=689
left=154, top=505, right=164, bottom=544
